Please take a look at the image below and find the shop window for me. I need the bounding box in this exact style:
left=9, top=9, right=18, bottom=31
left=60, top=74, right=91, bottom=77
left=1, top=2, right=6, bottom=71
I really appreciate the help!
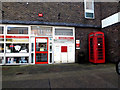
left=55, top=29, right=73, bottom=36
left=0, top=26, right=4, bottom=34
left=6, top=43, right=29, bottom=53
left=31, top=26, right=52, bottom=36
left=6, top=57, right=29, bottom=64
left=7, top=27, right=28, bottom=34
left=84, top=0, right=94, bottom=19
left=0, top=44, right=4, bottom=53
left=0, top=57, right=4, bottom=64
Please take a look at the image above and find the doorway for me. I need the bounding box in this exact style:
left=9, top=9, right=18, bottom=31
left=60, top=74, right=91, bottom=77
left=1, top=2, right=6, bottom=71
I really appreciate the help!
left=35, top=37, right=48, bottom=64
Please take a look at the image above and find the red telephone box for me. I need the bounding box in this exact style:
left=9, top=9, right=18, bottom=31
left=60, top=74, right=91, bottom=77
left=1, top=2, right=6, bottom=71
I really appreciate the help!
left=88, top=31, right=105, bottom=63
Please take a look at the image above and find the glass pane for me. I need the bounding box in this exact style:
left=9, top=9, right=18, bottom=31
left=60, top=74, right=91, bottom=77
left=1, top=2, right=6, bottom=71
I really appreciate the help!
left=55, top=29, right=73, bottom=36
left=31, top=53, right=34, bottom=63
left=86, top=12, right=94, bottom=18
left=6, top=43, right=29, bottom=53
left=50, top=45, right=52, bottom=51
left=31, top=26, right=52, bottom=36
left=0, top=27, right=4, bottom=34
left=86, top=1, right=93, bottom=10
left=36, top=38, right=47, bottom=51
left=36, top=53, right=47, bottom=62
left=7, top=27, right=28, bottom=34
left=31, top=43, right=34, bottom=52
left=0, top=57, right=4, bottom=64
left=0, top=44, right=4, bottom=53
left=50, top=53, right=52, bottom=63
left=6, top=57, right=28, bottom=64
left=0, top=38, right=4, bottom=42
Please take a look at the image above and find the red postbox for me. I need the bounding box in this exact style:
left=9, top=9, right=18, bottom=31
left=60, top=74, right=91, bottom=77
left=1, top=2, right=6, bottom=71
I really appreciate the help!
left=88, top=31, right=105, bottom=63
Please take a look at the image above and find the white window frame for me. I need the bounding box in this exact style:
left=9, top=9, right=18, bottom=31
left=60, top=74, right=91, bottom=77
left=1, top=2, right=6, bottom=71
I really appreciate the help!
left=84, top=0, right=95, bottom=19
left=0, top=25, right=5, bottom=65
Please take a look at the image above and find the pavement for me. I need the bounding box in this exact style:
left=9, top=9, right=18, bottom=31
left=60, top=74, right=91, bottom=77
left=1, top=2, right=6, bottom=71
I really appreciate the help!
left=1, top=63, right=120, bottom=89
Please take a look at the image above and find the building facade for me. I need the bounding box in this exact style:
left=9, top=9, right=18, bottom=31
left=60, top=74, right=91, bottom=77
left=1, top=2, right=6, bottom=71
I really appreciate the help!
left=0, top=1, right=119, bottom=65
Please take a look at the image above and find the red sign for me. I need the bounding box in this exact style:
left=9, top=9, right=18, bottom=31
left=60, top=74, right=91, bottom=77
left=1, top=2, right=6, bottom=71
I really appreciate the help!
left=76, top=40, right=80, bottom=49
left=38, top=13, right=43, bottom=17
left=0, top=36, right=4, bottom=38
left=59, top=37, right=74, bottom=40
left=61, top=46, right=67, bottom=52
left=6, top=36, right=29, bottom=38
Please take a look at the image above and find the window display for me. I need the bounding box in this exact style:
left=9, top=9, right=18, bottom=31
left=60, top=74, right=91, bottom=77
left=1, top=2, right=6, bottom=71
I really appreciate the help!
left=0, top=44, right=4, bottom=53
left=0, top=57, right=4, bottom=64
left=6, top=57, right=28, bottom=64
left=7, top=27, right=28, bottom=34
left=31, top=26, right=52, bottom=36
left=6, top=43, right=29, bottom=53
left=0, top=27, right=4, bottom=34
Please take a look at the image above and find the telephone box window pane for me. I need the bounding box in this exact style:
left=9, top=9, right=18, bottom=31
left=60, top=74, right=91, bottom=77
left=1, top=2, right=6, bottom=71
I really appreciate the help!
left=0, top=44, right=4, bottom=53
left=0, top=27, right=4, bottom=34
left=7, top=27, right=28, bottom=34
left=55, top=29, right=73, bottom=36
left=36, top=53, right=47, bottom=62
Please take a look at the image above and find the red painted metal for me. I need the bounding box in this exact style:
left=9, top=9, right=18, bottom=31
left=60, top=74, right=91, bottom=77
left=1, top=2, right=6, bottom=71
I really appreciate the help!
left=61, top=46, right=67, bottom=52
left=88, top=31, right=105, bottom=63
left=35, top=37, right=48, bottom=64
left=6, top=36, right=29, bottom=38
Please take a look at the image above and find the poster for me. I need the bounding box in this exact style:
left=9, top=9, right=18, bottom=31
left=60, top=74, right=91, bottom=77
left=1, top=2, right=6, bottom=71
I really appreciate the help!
left=76, top=40, right=80, bottom=49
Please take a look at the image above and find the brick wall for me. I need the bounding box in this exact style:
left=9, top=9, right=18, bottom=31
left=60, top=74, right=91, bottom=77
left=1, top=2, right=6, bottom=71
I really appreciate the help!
left=101, top=23, right=120, bottom=63
left=75, top=27, right=100, bottom=63
left=2, top=2, right=101, bottom=26
left=101, top=2, right=119, bottom=19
